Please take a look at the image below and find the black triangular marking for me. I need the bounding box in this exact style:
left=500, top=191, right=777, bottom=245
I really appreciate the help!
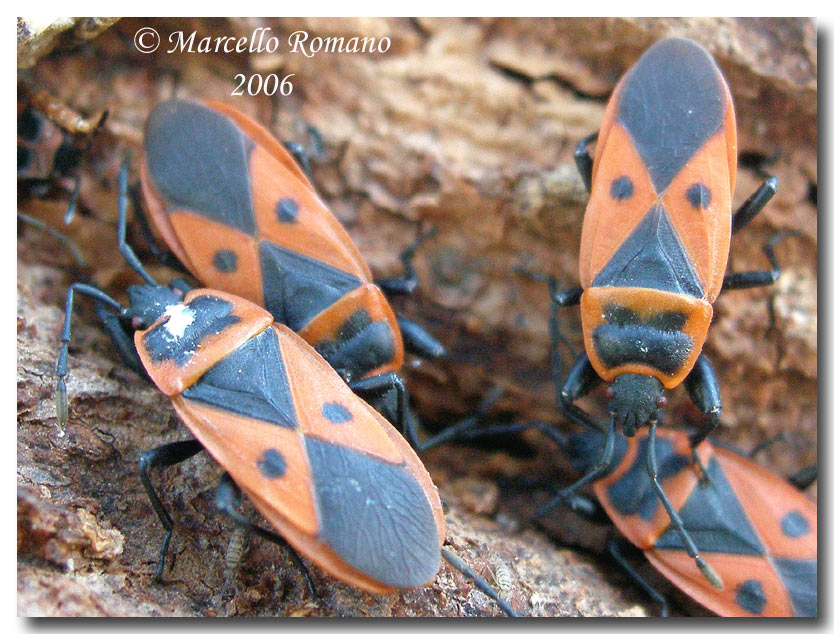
left=606, top=435, right=690, bottom=521
left=617, top=38, right=725, bottom=194
left=305, top=437, right=440, bottom=588
left=773, top=558, right=817, bottom=617
left=145, top=100, right=257, bottom=235
left=183, top=328, right=297, bottom=428
left=592, top=205, right=704, bottom=297
left=654, top=456, right=765, bottom=555
left=259, top=241, right=363, bottom=331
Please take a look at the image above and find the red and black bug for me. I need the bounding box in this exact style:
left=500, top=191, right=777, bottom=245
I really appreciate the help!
left=136, top=99, right=444, bottom=448
left=17, top=85, right=108, bottom=222
left=54, top=160, right=516, bottom=615
left=552, top=427, right=817, bottom=617
left=529, top=38, right=791, bottom=586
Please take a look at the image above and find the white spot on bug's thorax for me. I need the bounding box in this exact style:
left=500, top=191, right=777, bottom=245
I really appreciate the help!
left=163, top=304, right=196, bottom=339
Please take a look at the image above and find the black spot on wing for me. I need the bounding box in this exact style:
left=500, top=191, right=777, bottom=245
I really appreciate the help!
left=258, top=448, right=287, bottom=479
left=183, top=328, right=297, bottom=428
left=305, top=437, right=440, bottom=588
left=213, top=249, right=238, bottom=273
left=610, top=176, right=635, bottom=200
left=781, top=510, right=811, bottom=538
left=145, top=100, right=256, bottom=235
left=654, top=455, right=765, bottom=555
left=735, top=579, right=767, bottom=615
left=773, top=558, right=817, bottom=617
left=606, top=435, right=689, bottom=520
left=276, top=198, right=299, bottom=223
left=259, top=241, right=362, bottom=331
left=143, top=294, right=240, bottom=366
left=592, top=205, right=704, bottom=297
left=686, top=183, right=712, bottom=209
left=322, top=402, right=352, bottom=424
left=617, top=38, right=725, bottom=194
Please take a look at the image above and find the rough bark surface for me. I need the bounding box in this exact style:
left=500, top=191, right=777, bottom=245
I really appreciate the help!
left=18, top=17, right=816, bottom=617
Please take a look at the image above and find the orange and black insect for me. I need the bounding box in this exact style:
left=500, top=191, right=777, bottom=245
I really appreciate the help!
left=17, top=85, right=108, bottom=222
left=551, top=426, right=817, bottom=617
left=54, top=161, right=516, bottom=614
left=536, top=38, right=789, bottom=585
left=136, top=100, right=444, bottom=448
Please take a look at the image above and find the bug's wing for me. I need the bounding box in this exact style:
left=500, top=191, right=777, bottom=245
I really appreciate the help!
left=142, top=100, right=372, bottom=319
left=580, top=38, right=735, bottom=302
left=171, top=324, right=443, bottom=593
left=645, top=446, right=816, bottom=617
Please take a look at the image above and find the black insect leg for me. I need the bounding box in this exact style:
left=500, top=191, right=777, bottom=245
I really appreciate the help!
left=397, top=315, right=445, bottom=360
left=722, top=231, right=796, bottom=291
left=747, top=435, right=817, bottom=489
left=281, top=123, right=326, bottom=183
left=215, top=473, right=317, bottom=598
left=63, top=173, right=82, bottom=224
left=645, top=420, right=723, bottom=589
left=789, top=465, right=817, bottom=491
left=558, top=354, right=606, bottom=433
left=682, top=355, right=722, bottom=464
left=17, top=211, right=88, bottom=272
left=409, top=386, right=506, bottom=451
left=137, top=438, right=204, bottom=580
left=348, top=371, right=410, bottom=436
left=375, top=226, right=438, bottom=296
left=92, top=302, right=145, bottom=375
left=56, top=282, right=125, bottom=426
left=516, top=269, right=601, bottom=432
left=535, top=413, right=616, bottom=519
left=573, top=131, right=599, bottom=193
left=440, top=549, right=519, bottom=617
left=115, top=154, right=157, bottom=286
left=607, top=539, right=669, bottom=617
left=731, top=173, right=778, bottom=235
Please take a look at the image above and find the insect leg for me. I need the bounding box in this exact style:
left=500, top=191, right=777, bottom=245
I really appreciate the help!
left=137, top=438, right=204, bottom=580
left=348, top=371, right=409, bottom=435
left=17, top=211, right=88, bottom=271
left=574, top=131, right=599, bottom=193
left=63, top=173, right=82, bottom=224
left=56, top=282, right=124, bottom=426
left=722, top=231, right=798, bottom=291
left=115, top=154, right=157, bottom=286
left=281, top=130, right=325, bottom=182
left=397, top=315, right=445, bottom=360
left=789, top=465, right=817, bottom=491
left=731, top=174, right=778, bottom=234
left=215, top=473, right=316, bottom=598
left=606, top=538, right=669, bottom=617
left=682, top=355, right=722, bottom=452
left=375, top=225, right=439, bottom=296
left=440, top=549, right=519, bottom=617
left=92, top=302, right=145, bottom=375
left=535, top=413, right=616, bottom=519
left=410, top=386, right=509, bottom=450
left=646, top=421, right=723, bottom=589
left=559, top=354, right=606, bottom=432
